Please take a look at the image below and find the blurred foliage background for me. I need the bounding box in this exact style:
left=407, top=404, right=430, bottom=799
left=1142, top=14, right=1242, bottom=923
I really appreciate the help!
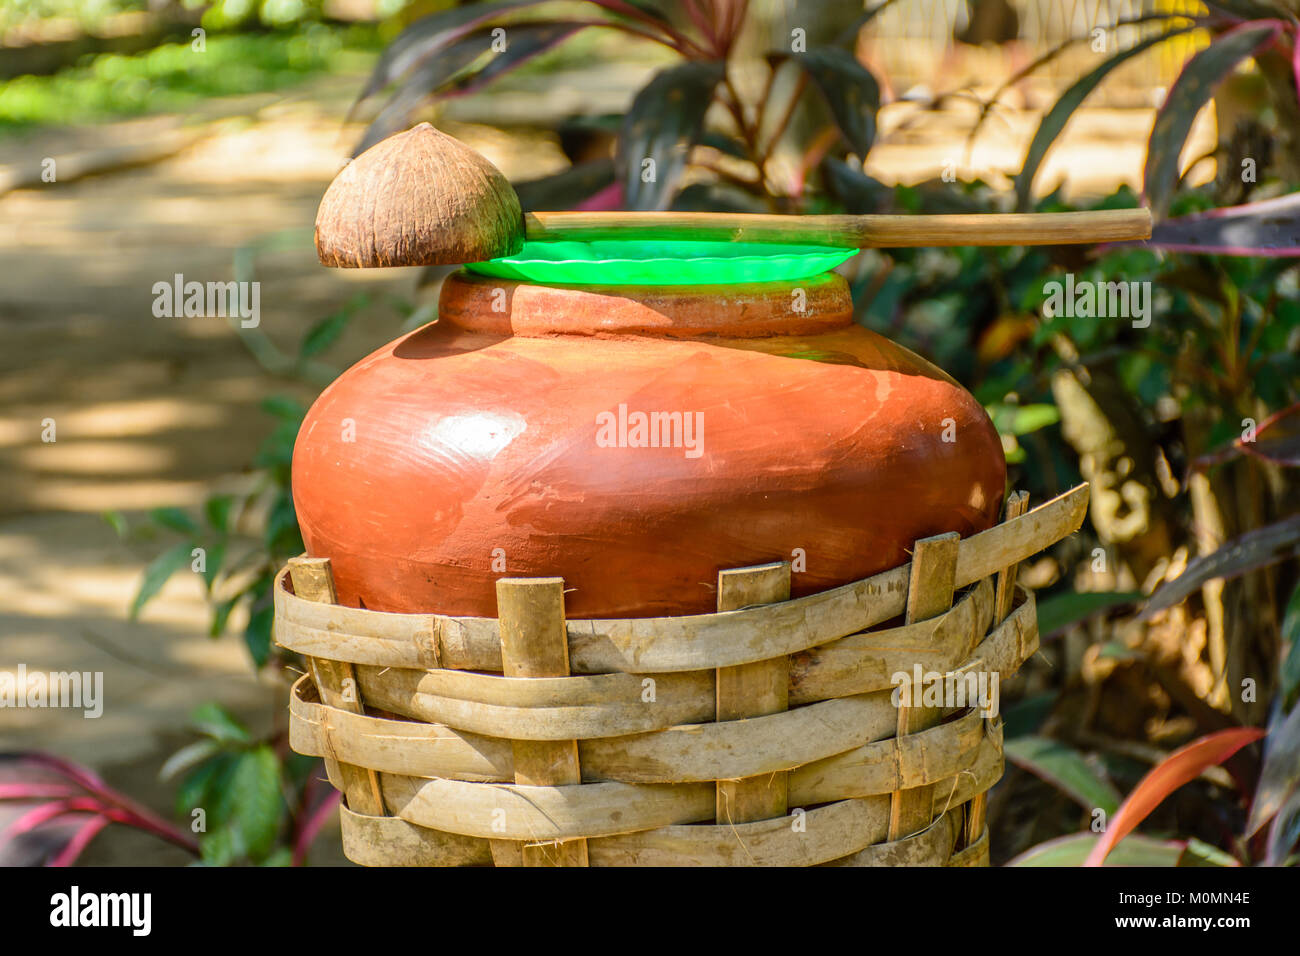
left=2, top=0, right=1298, bottom=868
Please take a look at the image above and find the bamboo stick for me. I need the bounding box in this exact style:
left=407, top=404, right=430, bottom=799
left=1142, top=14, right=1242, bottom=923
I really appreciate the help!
left=524, top=208, right=1151, bottom=248
left=286, top=556, right=385, bottom=817
left=964, top=489, right=1031, bottom=847
left=493, top=577, right=589, bottom=867
left=888, top=532, right=960, bottom=841
left=714, top=563, right=793, bottom=830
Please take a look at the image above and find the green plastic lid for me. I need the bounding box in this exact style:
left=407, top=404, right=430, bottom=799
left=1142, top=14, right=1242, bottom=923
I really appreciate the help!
left=465, top=240, right=855, bottom=286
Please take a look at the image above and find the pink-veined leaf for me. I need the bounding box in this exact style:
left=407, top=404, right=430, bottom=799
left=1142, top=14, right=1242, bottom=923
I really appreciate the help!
left=1144, top=20, right=1283, bottom=215
left=1146, top=192, right=1300, bottom=256
left=794, top=46, right=881, bottom=158
left=48, top=816, right=111, bottom=868
left=1141, top=515, right=1300, bottom=617
left=356, top=1, right=546, bottom=103
left=1017, top=27, right=1194, bottom=211
left=1009, top=831, right=1186, bottom=866
left=619, top=59, right=726, bottom=210
left=1083, top=727, right=1265, bottom=867
left=356, top=21, right=589, bottom=155
left=1246, top=702, right=1300, bottom=838
left=1240, top=401, right=1300, bottom=467
left=0, top=752, right=199, bottom=862
left=575, top=180, right=624, bottom=210
left=292, top=790, right=341, bottom=867
left=1265, top=785, right=1300, bottom=865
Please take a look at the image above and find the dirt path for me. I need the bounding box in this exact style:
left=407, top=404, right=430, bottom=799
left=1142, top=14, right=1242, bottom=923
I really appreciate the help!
left=0, top=81, right=572, bottom=863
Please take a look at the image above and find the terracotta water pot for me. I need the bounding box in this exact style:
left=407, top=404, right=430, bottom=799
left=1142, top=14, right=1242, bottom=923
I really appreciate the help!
left=291, top=270, right=1006, bottom=618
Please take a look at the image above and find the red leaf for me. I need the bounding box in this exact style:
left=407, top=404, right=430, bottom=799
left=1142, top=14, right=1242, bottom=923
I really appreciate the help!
left=574, top=181, right=624, bottom=211
left=48, top=816, right=110, bottom=868
left=1240, top=401, right=1300, bottom=468
left=1084, top=727, right=1265, bottom=867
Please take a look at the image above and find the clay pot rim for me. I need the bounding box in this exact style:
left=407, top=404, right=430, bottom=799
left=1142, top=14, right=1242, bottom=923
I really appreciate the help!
left=437, top=269, right=854, bottom=339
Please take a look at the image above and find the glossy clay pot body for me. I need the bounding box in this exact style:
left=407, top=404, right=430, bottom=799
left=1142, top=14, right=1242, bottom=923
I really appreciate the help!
left=292, top=270, right=1006, bottom=618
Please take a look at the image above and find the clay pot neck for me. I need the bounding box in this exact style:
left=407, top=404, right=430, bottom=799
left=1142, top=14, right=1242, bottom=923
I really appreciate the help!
left=438, top=270, right=853, bottom=338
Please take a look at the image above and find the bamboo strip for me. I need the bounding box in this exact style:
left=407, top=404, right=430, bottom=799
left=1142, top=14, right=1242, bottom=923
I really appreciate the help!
left=948, top=828, right=990, bottom=867
left=714, top=562, right=791, bottom=828
left=339, top=804, right=492, bottom=867
left=789, top=577, right=993, bottom=705
left=789, top=709, right=986, bottom=806
left=286, top=592, right=1035, bottom=786
left=274, top=484, right=1089, bottom=674
left=372, top=710, right=993, bottom=842
left=889, top=533, right=960, bottom=841
left=966, top=490, right=1031, bottom=849
left=599, top=795, right=888, bottom=867
left=289, top=676, right=512, bottom=781
left=824, top=810, right=961, bottom=867
left=584, top=694, right=898, bottom=785
left=287, top=557, right=385, bottom=817
left=353, top=664, right=714, bottom=740
left=333, top=733, right=1003, bottom=867
left=494, top=577, right=588, bottom=866
left=381, top=773, right=715, bottom=842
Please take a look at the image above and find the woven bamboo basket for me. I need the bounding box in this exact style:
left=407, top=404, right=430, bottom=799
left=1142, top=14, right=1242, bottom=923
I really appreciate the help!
left=278, top=483, right=1089, bottom=867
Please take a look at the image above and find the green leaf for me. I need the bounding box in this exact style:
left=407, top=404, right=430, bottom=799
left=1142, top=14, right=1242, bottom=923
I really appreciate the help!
left=175, top=751, right=222, bottom=816
left=1177, top=837, right=1240, bottom=867
left=201, top=541, right=226, bottom=595
left=987, top=402, right=1060, bottom=436
left=130, top=542, right=195, bottom=618
left=150, top=506, right=199, bottom=535
left=225, top=745, right=283, bottom=860
left=1009, top=832, right=1184, bottom=866
left=189, top=701, right=251, bottom=745
left=244, top=602, right=274, bottom=669
left=1037, top=590, right=1144, bottom=636
left=1006, top=735, right=1122, bottom=815
left=794, top=46, right=880, bottom=157
left=204, top=495, right=235, bottom=534
left=259, top=846, right=294, bottom=867
left=1145, top=21, right=1280, bottom=215
left=265, top=493, right=302, bottom=556
left=198, top=825, right=241, bottom=866
left=261, top=395, right=307, bottom=421
left=1016, top=28, right=1189, bottom=210
left=160, top=739, right=223, bottom=783
left=300, top=307, right=354, bottom=359
left=210, top=595, right=240, bottom=638
left=620, top=60, right=725, bottom=210
left=102, top=509, right=128, bottom=538
left=1095, top=640, right=1142, bottom=662
left=1003, top=692, right=1055, bottom=737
